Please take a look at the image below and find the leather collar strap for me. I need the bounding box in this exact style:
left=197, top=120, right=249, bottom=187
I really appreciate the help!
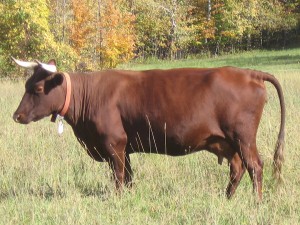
left=59, top=72, right=71, bottom=117
left=51, top=72, right=71, bottom=122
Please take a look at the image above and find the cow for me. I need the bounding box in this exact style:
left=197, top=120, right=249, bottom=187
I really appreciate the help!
left=12, top=57, right=285, bottom=200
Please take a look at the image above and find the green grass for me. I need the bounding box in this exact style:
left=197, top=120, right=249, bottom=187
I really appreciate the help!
left=0, top=48, right=300, bottom=224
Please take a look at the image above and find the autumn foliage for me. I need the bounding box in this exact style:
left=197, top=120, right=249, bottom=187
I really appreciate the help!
left=98, top=0, right=135, bottom=68
left=69, top=0, right=93, bottom=53
left=0, top=0, right=299, bottom=76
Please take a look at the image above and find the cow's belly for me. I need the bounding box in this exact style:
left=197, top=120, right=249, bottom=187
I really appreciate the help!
left=126, top=127, right=207, bottom=156
left=123, top=115, right=225, bottom=156
left=127, top=135, right=184, bottom=156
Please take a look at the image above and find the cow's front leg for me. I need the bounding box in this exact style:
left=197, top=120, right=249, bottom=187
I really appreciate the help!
left=96, top=108, right=128, bottom=190
left=106, top=134, right=128, bottom=190
left=124, top=151, right=133, bottom=187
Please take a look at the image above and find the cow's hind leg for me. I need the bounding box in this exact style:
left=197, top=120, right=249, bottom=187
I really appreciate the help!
left=226, top=152, right=245, bottom=198
left=235, top=139, right=263, bottom=200
left=206, top=137, right=245, bottom=198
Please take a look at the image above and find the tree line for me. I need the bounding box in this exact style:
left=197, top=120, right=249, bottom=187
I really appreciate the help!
left=0, top=0, right=299, bottom=77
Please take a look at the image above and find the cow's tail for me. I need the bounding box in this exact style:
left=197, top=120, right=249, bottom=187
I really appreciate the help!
left=260, top=72, right=285, bottom=182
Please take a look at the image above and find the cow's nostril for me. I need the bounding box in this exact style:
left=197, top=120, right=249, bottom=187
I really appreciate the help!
left=13, top=113, right=22, bottom=123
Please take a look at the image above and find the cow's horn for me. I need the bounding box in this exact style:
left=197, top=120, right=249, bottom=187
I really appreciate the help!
left=35, top=60, right=57, bottom=73
left=11, top=57, right=38, bottom=69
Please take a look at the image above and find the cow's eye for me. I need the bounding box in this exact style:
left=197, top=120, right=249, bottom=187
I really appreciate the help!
left=34, top=85, right=44, bottom=93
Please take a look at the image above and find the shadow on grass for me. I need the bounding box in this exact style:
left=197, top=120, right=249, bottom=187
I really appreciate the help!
left=231, top=54, right=300, bottom=66
left=0, top=184, right=65, bottom=201
left=75, top=182, right=112, bottom=200
left=215, top=53, right=300, bottom=68
left=0, top=182, right=112, bottom=201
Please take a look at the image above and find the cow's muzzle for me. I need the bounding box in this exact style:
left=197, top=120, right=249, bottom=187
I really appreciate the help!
left=13, top=113, right=27, bottom=124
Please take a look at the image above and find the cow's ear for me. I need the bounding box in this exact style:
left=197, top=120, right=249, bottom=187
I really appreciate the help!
left=52, top=73, right=64, bottom=86
left=44, top=73, right=64, bottom=94
left=48, top=59, right=56, bottom=66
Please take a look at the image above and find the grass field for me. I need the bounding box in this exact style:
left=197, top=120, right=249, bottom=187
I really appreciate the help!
left=0, top=49, right=300, bottom=224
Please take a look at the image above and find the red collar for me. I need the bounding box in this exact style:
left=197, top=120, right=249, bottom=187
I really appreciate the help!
left=51, top=72, right=71, bottom=122
left=59, top=73, right=71, bottom=117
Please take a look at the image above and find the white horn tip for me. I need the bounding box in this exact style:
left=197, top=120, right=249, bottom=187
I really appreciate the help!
left=11, top=57, right=38, bottom=69
left=35, top=60, right=57, bottom=73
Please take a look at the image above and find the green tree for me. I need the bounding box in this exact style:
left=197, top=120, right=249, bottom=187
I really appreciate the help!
left=189, top=0, right=299, bottom=54
left=134, top=0, right=194, bottom=59
left=0, top=0, right=77, bottom=77
left=0, top=0, right=53, bottom=59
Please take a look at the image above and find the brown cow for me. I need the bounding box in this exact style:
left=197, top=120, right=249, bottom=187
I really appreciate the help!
left=12, top=58, right=285, bottom=200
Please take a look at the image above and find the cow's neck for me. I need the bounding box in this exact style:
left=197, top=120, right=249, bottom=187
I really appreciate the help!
left=63, top=74, right=92, bottom=126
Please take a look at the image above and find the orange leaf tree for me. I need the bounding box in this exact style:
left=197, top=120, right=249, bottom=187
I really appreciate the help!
left=97, top=0, right=136, bottom=68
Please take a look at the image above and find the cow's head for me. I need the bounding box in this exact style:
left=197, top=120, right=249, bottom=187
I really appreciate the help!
left=12, top=58, right=66, bottom=124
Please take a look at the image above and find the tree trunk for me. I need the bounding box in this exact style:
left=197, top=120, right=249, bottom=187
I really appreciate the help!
left=283, top=29, right=287, bottom=49
left=247, top=33, right=251, bottom=50
left=168, top=14, right=176, bottom=59
left=98, top=0, right=103, bottom=68
left=128, top=0, right=134, bottom=11
left=205, top=0, right=211, bottom=44
left=207, top=0, right=211, bottom=21
left=62, top=0, right=66, bottom=43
